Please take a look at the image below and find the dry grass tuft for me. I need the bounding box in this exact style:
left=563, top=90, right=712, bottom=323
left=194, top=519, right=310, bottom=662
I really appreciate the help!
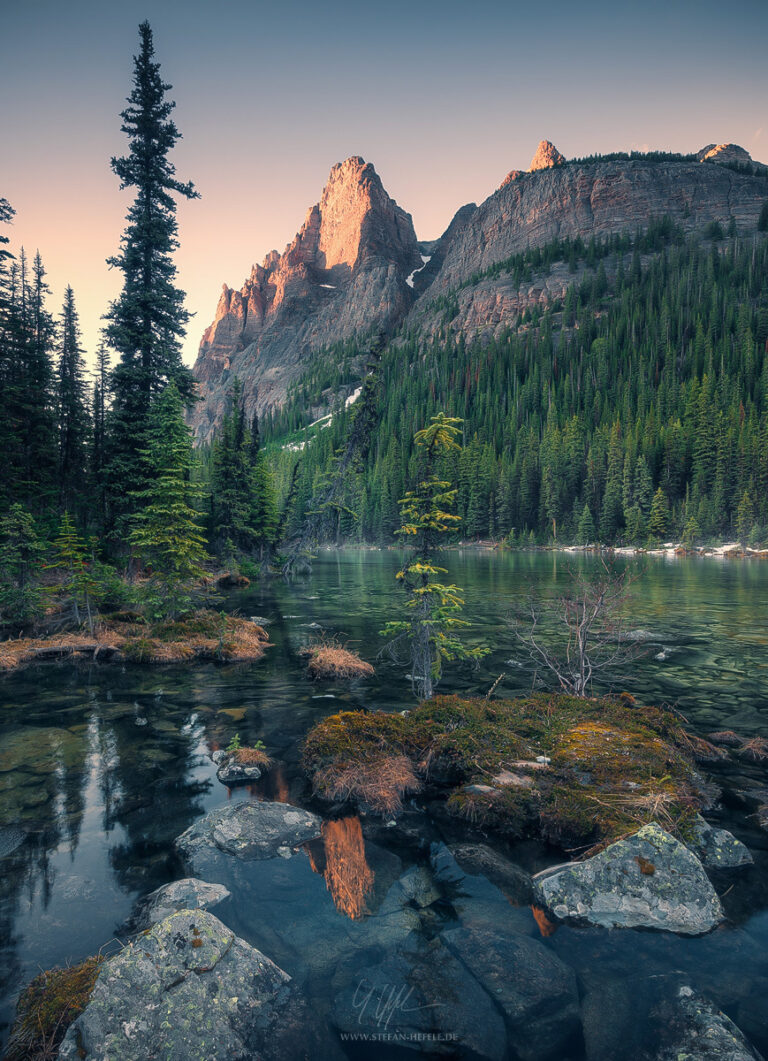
left=5, top=956, right=104, bottom=1061
left=738, top=736, right=768, bottom=762
left=305, top=643, right=374, bottom=680
left=234, top=746, right=272, bottom=768
left=315, top=754, right=421, bottom=814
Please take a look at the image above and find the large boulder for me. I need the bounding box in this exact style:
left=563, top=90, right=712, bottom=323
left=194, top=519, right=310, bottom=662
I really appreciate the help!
left=442, top=922, right=580, bottom=1061
left=124, top=877, right=230, bottom=933
left=533, top=823, right=723, bottom=935
left=688, top=814, right=753, bottom=869
left=175, top=800, right=321, bottom=861
left=58, top=910, right=294, bottom=1061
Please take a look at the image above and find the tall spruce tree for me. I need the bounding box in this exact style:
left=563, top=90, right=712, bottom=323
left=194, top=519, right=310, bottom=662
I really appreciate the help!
left=57, top=286, right=91, bottom=515
left=128, top=384, right=208, bottom=618
left=103, top=21, right=199, bottom=541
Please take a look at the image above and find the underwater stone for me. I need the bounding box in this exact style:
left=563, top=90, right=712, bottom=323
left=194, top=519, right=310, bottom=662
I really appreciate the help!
left=533, top=823, right=723, bottom=935
left=175, top=800, right=321, bottom=861
left=688, top=814, right=753, bottom=869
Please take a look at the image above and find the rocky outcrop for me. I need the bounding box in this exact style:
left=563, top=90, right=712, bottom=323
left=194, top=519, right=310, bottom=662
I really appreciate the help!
left=212, top=749, right=263, bottom=786
left=529, top=138, right=566, bottom=171
left=58, top=910, right=295, bottom=1061
left=190, top=157, right=420, bottom=440
left=697, top=142, right=754, bottom=165
left=533, top=823, right=724, bottom=935
left=175, top=800, right=321, bottom=861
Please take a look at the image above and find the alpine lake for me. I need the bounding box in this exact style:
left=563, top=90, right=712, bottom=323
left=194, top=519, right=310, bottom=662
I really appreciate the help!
left=1, top=549, right=767, bottom=1060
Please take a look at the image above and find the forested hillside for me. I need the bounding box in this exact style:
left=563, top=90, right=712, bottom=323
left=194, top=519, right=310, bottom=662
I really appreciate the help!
left=265, top=223, right=768, bottom=547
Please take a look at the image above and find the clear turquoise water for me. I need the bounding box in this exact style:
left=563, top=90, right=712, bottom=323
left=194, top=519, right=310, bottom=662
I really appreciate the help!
left=0, top=549, right=767, bottom=1057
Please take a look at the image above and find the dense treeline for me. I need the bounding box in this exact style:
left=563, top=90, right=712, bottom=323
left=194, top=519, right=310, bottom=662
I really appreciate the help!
left=0, top=23, right=278, bottom=632
left=268, top=230, right=768, bottom=548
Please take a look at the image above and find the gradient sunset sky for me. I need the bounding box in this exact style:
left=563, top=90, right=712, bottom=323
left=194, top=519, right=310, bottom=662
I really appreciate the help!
left=3, top=0, right=767, bottom=366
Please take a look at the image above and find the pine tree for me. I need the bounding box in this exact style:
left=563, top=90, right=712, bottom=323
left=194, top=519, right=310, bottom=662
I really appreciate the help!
left=381, top=413, right=487, bottom=699
left=576, top=502, right=595, bottom=545
left=103, top=21, right=199, bottom=539
left=736, top=490, right=754, bottom=548
left=648, top=487, right=670, bottom=543
left=128, top=384, right=208, bottom=618
left=57, top=286, right=91, bottom=515
left=0, top=504, right=45, bottom=629
left=48, top=513, right=93, bottom=632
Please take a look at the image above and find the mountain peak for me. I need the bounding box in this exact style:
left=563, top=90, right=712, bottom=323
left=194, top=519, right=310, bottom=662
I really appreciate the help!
left=529, top=140, right=566, bottom=172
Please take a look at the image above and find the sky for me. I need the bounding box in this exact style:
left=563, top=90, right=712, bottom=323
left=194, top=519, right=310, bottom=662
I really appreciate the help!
left=2, top=0, right=767, bottom=368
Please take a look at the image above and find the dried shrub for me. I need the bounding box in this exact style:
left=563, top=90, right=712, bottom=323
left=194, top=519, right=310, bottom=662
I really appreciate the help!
left=5, top=956, right=104, bottom=1061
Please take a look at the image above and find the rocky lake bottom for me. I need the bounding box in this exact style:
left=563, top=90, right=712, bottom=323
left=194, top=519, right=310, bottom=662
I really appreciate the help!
left=1, top=549, right=767, bottom=1059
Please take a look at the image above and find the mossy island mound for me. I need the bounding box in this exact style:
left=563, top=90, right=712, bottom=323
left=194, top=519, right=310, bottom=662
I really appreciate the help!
left=0, top=610, right=270, bottom=672
left=303, top=694, right=720, bottom=850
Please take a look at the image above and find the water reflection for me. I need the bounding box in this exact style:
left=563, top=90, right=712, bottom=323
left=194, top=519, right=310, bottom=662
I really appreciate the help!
left=306, top=817, right=374, bottom=920
left=0, top=550, right=767, bottom=1053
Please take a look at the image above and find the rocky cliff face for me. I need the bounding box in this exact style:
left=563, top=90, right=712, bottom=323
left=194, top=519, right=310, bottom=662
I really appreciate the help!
left=192, top=142, right=768, bottom=436
left=190, top=157, right=420, bottom=441
left=413, top=143, right=768, bottom=320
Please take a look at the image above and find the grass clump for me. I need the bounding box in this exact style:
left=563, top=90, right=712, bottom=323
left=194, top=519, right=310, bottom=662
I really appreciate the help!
left=303, top=693, right=710, bottom=849
left=5, top=956, right=104, bottom=1061
left=303, top=638, right=375, bottom=680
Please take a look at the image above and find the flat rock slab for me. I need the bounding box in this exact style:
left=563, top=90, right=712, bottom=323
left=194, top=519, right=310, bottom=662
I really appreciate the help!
left=176, top=800, right=321, bottom=861
left=59, top=910, right=293, bottom=1061
left=533, top=823, right=723, bottom=935
left=442, top=922, right=580, bottom=1061
left=689, top=814, right=753, bottom=869
left=125, top=877, right=230, bottom=933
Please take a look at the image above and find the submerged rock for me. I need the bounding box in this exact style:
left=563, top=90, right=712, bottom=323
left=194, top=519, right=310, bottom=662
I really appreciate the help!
left=449, top=842, right=533, bottom=905
left=176, top=800, right=321, bottom=861
left=124, top=877, right=230, bottom=933
left=58, top=910, right=293, bottom=1061
left=688, top=814, right=753, bottom=869
left=442, top=922, right=580, bottom=1061
left=0, top=826, right=25, bottom=859
left=581, top=975, right=764, bottom=1061
left=656, top=985, right=764, bottom=1061
left=332, top=934, right=508, bottom=1060
left=533, top=823, right=723, bottom=935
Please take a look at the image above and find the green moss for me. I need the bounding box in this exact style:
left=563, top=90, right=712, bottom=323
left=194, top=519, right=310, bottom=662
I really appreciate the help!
left=303, top=694, right=707, bottom=849
left=5, top=956, right=104, bottom=1061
